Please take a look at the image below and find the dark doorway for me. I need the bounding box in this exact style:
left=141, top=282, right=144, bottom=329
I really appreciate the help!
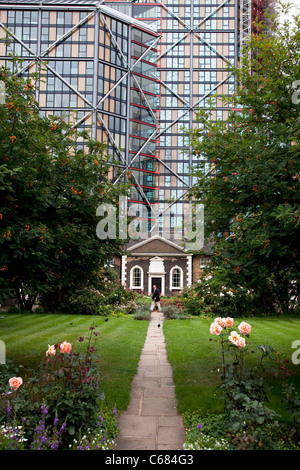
left=151, top=277, right=162, bottom=294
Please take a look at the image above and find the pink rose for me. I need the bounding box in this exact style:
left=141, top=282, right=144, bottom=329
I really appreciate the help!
left=237, top=337, right=246, bottom=349
left=210, top=322, right=222, bottom=335
left=228, top=331, right=241, bottom=346
left=46, top=344, right=56, bottom=357
left=215, top=317, right=226, bottom=328
left=228, top=331, right=246, bottom=348
left=59, top=341, right=72, bottom=354
left=8, top=377, right=23, bottom=391
left=225, top=317, right=234, bottom=328
left=238, top=321, right=251, bottom=335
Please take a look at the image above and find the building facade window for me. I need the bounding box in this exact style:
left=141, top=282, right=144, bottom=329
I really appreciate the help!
left=170, top=266, right=183, bottom=291
left=200, top=257, right=210, bottom=268
left=130, top=266, right=144, bottom=290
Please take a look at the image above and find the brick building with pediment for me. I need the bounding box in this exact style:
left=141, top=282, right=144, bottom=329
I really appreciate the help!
left=112, top=236, right=211, bottom=296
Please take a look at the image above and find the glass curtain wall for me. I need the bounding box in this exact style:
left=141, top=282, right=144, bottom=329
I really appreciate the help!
left=0, top=1, right=159, bottom=221
left=107, top=0, right=239, bottom=240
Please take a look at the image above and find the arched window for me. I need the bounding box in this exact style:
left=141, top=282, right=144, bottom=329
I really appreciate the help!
left=170, top=266, right=183, bottom=291
left=130, top=266, right=143, bottom=290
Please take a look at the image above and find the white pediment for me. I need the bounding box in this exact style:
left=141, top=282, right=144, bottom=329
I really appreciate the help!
left=148, top=256, right=166, bottom=274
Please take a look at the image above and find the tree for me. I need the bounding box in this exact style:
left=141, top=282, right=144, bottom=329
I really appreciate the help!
left=0, top=63, right=127, bottom=311
left=190, top=10, right=300, bottom=314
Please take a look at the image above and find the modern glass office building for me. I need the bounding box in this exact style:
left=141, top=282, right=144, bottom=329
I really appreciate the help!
left=0, top=0, right=161, bottom=228
left=122, top=0, right=240, bottom=239
left=0, top=0, right=273, bottom=243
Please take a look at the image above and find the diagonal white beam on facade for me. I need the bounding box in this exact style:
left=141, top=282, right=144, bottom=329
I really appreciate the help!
left=160, top=79, right=190, bottom=108
left=159, top=2, right=190, bottom=30
left=159, top=158, right=191, bottom=189
left=40, top=11, right=96, bottom=58
left=14, top=9, right=97, bottom=77
left=156, top=159, right=220, bottom=225
left=0, top=20, right=125, bottom=160
left=99, top=12, right=129, bottom=68
left=158, top=73, right=233, bottom=138
left=1, top=8, right=159, bottom=170
left=131, top=74, right=159, bottom=126
left=45, top=63, right=94, bottom=109
left=93, top=23, right=160, bottom=125
left=194, top=32, right=231, bottom=66
left=112, top=124, right=159, bottom=186
left=129, top=36, right=162, bottom=126
left=0, top=21, right=35, bottom=58
left=152, top=154, right=223, bottom=229
left=157, top=28, right=230, bottom=68
left=155, top=0, right=232, bottom=63
left=194, top=0, right=232, bottom=29
left=156, top=31, right=189, bottom=62
left=95, top=112, right=126, bottom=164
left=130, top=172, right=158, bottom=216
left=149, top=186, right=192, bottom=233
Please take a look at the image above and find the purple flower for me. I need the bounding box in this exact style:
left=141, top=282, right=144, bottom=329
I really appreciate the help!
left=113, top=404, right=117, bottom=415
left=97, top=415, right=104, bottom=426
left=59, top=422, right=66, bottom=434
left=41, top=405, right=48, bottom=416
left=54, top=416, right=59, bottom=427
left=197, top=423, right=202, bottom=430
left=51, top=441, right=59, bottom=450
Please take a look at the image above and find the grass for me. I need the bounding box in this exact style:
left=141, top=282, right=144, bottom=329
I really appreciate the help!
left=163, top=316, right=300, bottom=422
left=0, top=313, right=149, bottom=412
left=1, top=312, right=299, bottom=425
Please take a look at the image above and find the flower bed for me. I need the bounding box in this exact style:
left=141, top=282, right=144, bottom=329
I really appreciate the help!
left=0, top=325, right=118, bottom=450
left=182, top=317, right=300, bottom=450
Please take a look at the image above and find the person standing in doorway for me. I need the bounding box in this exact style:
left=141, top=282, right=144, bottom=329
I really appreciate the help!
left=151, top=284, right=161, bottom=312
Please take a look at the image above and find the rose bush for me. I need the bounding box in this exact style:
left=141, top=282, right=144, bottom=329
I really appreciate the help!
left=0, top=325, right=118, bottom=449
left=209, top=317, right=281, bottom=449
left=8, top=377, right=23, bottom=391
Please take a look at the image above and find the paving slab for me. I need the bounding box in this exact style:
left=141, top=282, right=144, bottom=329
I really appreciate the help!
left=114, top=311, right=185, bottom=451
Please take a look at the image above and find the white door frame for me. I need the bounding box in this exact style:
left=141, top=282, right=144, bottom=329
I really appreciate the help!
left=148, top=274, right=165, bottom=296
left=148, top=256, right=166, bottom=296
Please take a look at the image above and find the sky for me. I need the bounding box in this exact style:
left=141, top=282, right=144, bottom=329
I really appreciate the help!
left=280, top=0, right=300, bottom=24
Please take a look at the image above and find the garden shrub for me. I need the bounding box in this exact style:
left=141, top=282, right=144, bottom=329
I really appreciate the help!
left=179, top=286, right=205, bottom=316
left=103, top=284, right=136, bottom=307
left=134, top=304, right=151, bottom=320
left=208, top=317, right=299, bottom=449
left=0, top=325, right=109, bottom=449
left=183, top=411, right=231, bottom=450
left=66, top=288, right=105, bottom=315
left=40, top=280, right=137, bottom=316
left=162, top=304, right=188, bottom=320
left=69, top=402, right=119, bottom=450
left=115, top=299, right=139, bottom=315
left=194, top=277, right=279, bottom=318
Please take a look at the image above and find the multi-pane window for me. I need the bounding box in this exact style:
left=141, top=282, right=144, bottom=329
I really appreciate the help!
left=164, top=175, right=171, bottom=186
left=200, top=257, right=211, bottom=268
left=171, top=267, right=182, bottom=289
left=133, top=268, right=141, bottom=287
left=132, top=267, right=143, bottom=289
left=6, top=10, right=38, bottom=55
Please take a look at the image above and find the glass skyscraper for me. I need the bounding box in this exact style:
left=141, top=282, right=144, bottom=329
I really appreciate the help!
left=0, top=0, right=272, bottom=243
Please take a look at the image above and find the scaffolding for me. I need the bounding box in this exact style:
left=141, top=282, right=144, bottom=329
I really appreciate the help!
left=240, top=0, right=252, bottom=58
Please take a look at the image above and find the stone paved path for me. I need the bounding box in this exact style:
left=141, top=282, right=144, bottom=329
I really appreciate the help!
left=114, top=310, right=185, bottom=451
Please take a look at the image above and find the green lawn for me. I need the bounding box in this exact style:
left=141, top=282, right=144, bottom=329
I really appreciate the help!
left=1, top=313, right=299, bottom=425
left=163, top=316, right=300, bottom=422
left=0, top=313, right=149, bottom=412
